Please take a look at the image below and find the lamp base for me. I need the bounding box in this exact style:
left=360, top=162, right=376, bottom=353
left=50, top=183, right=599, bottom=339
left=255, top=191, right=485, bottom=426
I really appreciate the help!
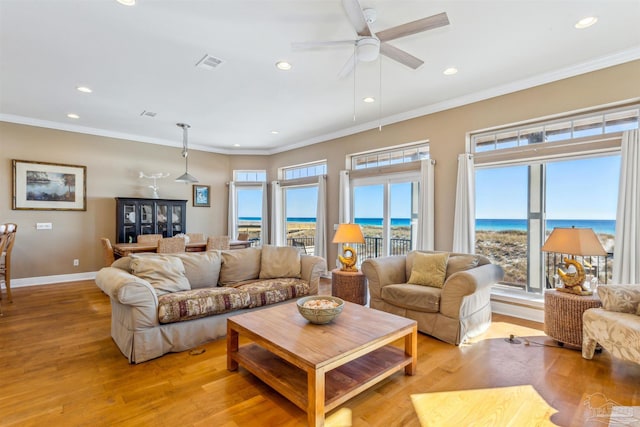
left=338, top=246, right=358, bottom=271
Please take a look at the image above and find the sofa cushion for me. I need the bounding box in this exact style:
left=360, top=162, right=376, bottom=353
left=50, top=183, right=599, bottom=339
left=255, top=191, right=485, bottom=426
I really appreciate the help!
left=381, top=283, right=440, bottom=313
left=157, top=287, right=251, bottom=323
left=170, top=251, right=222, bottom=289
left=598, top=285, right=640, bottom=314
left=130, top=255, right=191, bottom=296
left=446, top=254, right=480, bottom=279
left=236, top=278, right=310, bottom=308
left=407, top=252, right=449, bottom=288
left=219, top=247, right=262, bottom=286
left=259, top=245, right=301, bottom=279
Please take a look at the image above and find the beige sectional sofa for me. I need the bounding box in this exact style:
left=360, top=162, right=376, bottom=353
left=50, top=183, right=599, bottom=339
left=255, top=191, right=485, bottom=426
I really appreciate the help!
left=95, top=246, right=326, bottom=363
left=362, top=250, right=504, bottom=345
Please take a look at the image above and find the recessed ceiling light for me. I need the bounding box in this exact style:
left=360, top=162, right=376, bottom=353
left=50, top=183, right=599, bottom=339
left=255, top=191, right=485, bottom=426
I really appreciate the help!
left=233, top=143, right=241, bottom=147
left=270, top=130, right=280, bottom=135
left=363, top=97, right=375, bottom=103
left=76, top=86, right=92, bottom=93
left=575, top=16, right=598, bottom=29
left=443, top=67, right=458, bottom=75
left=276, top=61, right=292, bottom=71
left=67, top=113, right=80, bottom=119
left=116, top=0, right=136, bottom=5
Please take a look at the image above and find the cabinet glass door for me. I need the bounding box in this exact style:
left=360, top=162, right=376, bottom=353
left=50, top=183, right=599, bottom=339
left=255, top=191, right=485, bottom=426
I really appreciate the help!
left=156, top=203, right=169, bottom=237
left=122, top=202, right=137, bottom=243
left=172, top=204, right=183, bottom=235
left=140, top=202, right=154, bottom=235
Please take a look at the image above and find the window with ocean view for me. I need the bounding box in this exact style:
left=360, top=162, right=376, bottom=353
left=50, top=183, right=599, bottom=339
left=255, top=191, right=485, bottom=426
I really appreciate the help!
left=475, top=154, right=620, bottom=293
left=284, top=185, right=318, bottom=255
left=237, top=186, right=264, bottom=243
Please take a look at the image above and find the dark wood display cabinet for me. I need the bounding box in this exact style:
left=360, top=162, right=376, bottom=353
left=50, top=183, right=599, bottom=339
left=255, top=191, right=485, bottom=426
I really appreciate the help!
left=115, top=197, right=187, bottom=244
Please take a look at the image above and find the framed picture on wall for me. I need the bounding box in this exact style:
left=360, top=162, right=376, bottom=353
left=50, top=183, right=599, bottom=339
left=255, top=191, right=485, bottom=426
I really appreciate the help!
left=12, top=159, right=87, bottom=211
left=193, top=184, right=210, bottom=207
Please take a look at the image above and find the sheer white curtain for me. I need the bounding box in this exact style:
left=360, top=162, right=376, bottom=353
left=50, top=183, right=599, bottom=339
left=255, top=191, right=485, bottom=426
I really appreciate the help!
left=227, top=181, right=237, bottom=239
left=613, top=130, right=640, bottom=283
left=338, top=170, right=351, bottom=223
left=452, top=153, right=475, bottom=253
left=270, top=181, right=284, bottom=246
left=416, top=159, right=435, bottom=250
left=260, top=182, right=268, bottom=245
left=314, top=176, right=327, bottom=259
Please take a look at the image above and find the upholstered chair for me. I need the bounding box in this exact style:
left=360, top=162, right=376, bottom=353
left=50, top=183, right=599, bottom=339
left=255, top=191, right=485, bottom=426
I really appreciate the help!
left=137, top=234, right=162, bottom=244
left=157, top=237, right=186, bottom=253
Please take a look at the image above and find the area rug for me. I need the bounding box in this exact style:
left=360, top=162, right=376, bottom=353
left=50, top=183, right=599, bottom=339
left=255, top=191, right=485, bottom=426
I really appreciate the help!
left=411, top=385, right=557, bottom=426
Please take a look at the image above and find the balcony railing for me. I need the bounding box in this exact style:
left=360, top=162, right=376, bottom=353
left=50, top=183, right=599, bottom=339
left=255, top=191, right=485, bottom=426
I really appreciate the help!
left=286, top=236, right=413, bottom=261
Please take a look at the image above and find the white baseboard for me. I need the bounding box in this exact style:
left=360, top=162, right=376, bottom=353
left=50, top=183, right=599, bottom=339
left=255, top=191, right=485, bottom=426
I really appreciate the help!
left=4, top=271, right=97, bottom=289
left=491, top=297, right=545, bottom=323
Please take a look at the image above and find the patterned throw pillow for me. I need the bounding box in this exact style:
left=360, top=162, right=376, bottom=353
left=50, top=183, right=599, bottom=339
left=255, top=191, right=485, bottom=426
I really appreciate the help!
left=130, top=255, right=191, bottom=296
left=259, top=245, right=301, bottom=279
left=597, top=284, right=640, bottom=314
left=407, top=252, right=449, bottom=288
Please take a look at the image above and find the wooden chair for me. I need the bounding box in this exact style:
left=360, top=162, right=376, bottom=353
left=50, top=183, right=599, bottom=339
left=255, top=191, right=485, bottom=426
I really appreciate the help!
left=100, top=238, right=115, bottom=266
left=237, top=232, right=249, bottom=241
left=0, top=231, right=16, bottom=303
left=137, top=234, right=162, bottom=244
left=186, top=233, right=206, bottom=243
left=157, top=237, right=186, bottom=253
left=206, top=236, right=230, bottom=251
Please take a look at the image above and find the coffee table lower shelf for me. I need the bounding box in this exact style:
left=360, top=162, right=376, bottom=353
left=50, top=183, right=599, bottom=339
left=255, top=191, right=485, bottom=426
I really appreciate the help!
left=233, top=343, right=412, bottom=413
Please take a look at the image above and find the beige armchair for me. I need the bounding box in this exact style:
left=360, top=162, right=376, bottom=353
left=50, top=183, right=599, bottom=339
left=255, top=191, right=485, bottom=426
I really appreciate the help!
left=582, top=284, right=640, bottom=365
left=362, top=251, right=504, bottom=345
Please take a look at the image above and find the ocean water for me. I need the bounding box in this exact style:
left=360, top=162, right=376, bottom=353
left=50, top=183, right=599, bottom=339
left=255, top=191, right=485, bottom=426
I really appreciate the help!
left=239, top=217, right=616, bottom=235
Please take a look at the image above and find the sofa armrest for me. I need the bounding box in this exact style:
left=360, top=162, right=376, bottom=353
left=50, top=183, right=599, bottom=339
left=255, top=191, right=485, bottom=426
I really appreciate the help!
left=301, top=255, right=327, bottom=295
left=95, top=267, right=159, bottom=308
left=361, top=256, right=407, bottom=300
left=439, top=263, right=504, bottom=319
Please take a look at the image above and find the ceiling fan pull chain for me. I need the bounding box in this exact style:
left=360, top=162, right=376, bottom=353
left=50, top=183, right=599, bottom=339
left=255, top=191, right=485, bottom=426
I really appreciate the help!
left=378, top=58, right=382, bottom=131
left=352, top=43, right=357, bottom=122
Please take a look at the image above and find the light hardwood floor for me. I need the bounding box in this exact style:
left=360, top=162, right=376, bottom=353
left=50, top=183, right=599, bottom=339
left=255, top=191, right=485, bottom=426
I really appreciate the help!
left=1, top=279, right=638, bottom=426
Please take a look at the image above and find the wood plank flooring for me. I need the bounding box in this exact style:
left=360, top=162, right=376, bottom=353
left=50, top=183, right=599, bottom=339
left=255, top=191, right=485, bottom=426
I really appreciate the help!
left=1, top=279, right=638, bottom=426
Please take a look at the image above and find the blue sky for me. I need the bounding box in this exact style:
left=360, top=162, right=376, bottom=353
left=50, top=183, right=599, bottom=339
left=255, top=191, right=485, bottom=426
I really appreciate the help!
left=476, top=154, right=620, bottom=219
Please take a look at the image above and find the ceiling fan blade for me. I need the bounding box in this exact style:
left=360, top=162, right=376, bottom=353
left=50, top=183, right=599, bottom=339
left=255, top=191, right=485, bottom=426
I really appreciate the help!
left=337, top=53, right=357, bottom=79
left=341, top=0, right=372, bottom=37
left=380, top=43, right=424, bottom=69
left=292, top=40, right=355, bottom=50
left=376, top=12, right=449, bottom=42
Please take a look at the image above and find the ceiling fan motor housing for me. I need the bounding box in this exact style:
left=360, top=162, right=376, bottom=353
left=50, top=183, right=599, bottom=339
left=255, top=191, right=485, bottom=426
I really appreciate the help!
left=356, top=37, right=380, bottom=62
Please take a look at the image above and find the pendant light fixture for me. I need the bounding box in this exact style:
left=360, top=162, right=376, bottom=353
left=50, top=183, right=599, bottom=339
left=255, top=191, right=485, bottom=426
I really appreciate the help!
left=175, top=123, right=198, bottom=183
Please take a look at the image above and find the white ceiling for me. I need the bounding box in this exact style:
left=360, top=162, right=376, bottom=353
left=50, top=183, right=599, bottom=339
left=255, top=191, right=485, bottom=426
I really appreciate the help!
left=1, top=1, right=639, bottom=155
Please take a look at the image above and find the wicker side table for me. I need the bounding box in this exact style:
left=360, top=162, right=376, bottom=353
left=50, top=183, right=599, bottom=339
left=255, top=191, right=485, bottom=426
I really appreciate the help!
left=544, top=290, right=602, bottom=348
left=331, top=269, right=367, bottom=305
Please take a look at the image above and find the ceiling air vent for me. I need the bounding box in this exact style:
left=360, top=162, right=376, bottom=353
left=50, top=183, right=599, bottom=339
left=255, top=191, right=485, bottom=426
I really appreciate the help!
left=140, top=110, right=157, bottom=117
left=196, top=54, right=225, bottom=70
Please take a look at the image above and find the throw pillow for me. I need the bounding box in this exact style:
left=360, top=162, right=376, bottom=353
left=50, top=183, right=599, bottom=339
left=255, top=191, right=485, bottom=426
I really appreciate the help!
left=259, top=245, right=301, bottom=279
left=597, top=284, right=640, bottom=314
left=130, top=254, right=191, bottom=296
left=170, top=251, right=222, bottom=289
left=407, top=252, right=449, bottom=288
left=219, top=246, right=262, bottom=286
left=446, top=255, right=479, bottom=279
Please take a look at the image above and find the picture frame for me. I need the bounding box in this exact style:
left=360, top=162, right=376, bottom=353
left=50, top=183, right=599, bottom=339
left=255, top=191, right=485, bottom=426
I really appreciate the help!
left=12, top=159, right=87, bottom=211
left=193, top=184, right=210, bottom=207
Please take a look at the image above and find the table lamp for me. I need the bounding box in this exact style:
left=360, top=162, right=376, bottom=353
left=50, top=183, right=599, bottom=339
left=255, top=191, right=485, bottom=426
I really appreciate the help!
left=332, top=223, right=365, bottom=272
left=541, top=227, right=606, bottom=295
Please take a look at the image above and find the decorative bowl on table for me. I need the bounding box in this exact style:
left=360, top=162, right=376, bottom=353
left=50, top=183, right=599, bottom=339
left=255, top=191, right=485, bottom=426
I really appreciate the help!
left=296, top=296, right=345, bottom=324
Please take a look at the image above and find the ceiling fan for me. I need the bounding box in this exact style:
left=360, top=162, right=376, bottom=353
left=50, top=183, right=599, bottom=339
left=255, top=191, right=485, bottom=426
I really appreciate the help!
left=292, top=0, right=449, bottom=78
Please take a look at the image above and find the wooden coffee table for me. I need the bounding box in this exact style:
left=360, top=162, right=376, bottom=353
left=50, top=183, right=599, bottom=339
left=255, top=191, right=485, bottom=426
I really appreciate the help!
left=227, top=301, right=417, bottom=427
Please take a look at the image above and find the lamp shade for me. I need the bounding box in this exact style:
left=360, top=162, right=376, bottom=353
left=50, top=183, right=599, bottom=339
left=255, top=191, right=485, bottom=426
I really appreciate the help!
left=541, top=227, right=606, bottom=256
left=332, top=223, right=365, bottom=244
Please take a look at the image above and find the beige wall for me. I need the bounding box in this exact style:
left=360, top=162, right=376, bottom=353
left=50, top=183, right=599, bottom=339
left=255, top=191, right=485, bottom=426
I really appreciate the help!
left=2, top=60, right=639, bottom=281
left=0, top=124, right=231, bottom=279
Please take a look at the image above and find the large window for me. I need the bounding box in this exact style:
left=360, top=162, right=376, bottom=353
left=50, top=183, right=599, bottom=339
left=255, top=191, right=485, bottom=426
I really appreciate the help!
left=352, top=175, right=418, bottom=264
left=284, top=185, right=318, bottom=255
left=232, top=170, right=266, bottom=244
left=473, top=104, right=626, bottom=294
